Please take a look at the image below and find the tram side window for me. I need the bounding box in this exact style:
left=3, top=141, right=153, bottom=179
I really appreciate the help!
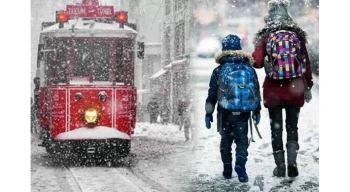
left=57, top=42, right=67, bottom=83
left=93, top=42, right=109, bottom=81
left=45, top=38, right=56, bottom=85
left=46, top=51, right=56, bottom=85
left=116, top=40, right=124, bottom=83
left=74, top=41, right=91, bottom=77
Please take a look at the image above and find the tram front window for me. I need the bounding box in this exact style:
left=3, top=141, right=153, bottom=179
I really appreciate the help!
left=73, top=41, right=110, bottom=82
left=74, top=41, right=92, bottom=77
left=93, top=42, right=109, bottom=81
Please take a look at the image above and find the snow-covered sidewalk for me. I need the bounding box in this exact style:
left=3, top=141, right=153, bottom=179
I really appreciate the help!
left=133, top=122, right=189, bottom=143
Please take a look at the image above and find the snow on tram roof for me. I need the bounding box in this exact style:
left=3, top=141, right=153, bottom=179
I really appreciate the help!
left=41, top=18, right=137, bottom=37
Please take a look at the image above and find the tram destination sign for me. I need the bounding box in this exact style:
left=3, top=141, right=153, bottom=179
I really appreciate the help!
left=66, top=5, right=114, bottom=18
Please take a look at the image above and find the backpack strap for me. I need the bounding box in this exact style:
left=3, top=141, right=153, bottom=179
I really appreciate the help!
left=248, top=112, right=255, bottom=145
left=266, top=32, right=275, bottom=64
left=296, top=41, right=306, bottom=70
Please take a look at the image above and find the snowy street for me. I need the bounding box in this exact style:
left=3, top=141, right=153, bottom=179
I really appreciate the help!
left=32, top=57, right=319, bottom=192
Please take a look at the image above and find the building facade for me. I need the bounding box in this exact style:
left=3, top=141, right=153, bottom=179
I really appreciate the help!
left=159, top=0, right=193, bottom=123
left=127, top=0, right=193, bottom=123
left=125, top=0, right=164, bottom=122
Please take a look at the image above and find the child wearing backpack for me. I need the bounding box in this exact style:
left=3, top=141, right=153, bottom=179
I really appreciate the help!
left=205, top=34, right=262, bottom=182
left=252, top=0, right=313, bottom=178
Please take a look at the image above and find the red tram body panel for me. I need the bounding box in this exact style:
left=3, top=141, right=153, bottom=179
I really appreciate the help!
left=44, top=86, right=134, bottom=140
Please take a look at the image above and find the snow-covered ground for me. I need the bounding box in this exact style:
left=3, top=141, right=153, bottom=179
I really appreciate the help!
left=133, top=122, right=187, bottom=143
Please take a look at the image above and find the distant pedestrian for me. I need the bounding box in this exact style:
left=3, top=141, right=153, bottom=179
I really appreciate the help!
left=32, top=77, right=40, bottom=135
left=160, top=105, right=170, bottom=125
left=31, top=98, right=36, bottom=134
left=136, top=102, right=143, bottom=122
left=147, top=98, right=159, bottom=124
left=178, top=98, right=192, bottom=141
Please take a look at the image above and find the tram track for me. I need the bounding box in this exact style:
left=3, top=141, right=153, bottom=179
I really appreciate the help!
left=61, top=163, right=161, bottom=192
left=58, top=137, right=190, bottom=192
left=32, top=145, right=158, bottom=191
left=127, top=165, right=170, bottom=192
left=65, top=167, right=84, bottom=192
left=32, top=134, right=184, bottom=192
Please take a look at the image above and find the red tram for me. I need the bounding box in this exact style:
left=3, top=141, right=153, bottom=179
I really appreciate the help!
left=34, top=0, right=143, bottom=158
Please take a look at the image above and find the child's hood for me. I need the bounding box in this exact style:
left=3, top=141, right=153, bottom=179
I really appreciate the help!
left=215, top=50, right=255, bottom=66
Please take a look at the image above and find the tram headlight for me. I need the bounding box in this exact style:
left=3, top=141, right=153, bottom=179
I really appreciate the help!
left=84, top=108, right=98, bottom=123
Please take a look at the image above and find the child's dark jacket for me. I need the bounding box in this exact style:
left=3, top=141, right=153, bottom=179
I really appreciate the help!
left=205, top=51, right=262, bottom=133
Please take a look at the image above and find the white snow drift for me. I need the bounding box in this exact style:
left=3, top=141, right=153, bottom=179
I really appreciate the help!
left=56, top=126, right=130, bottom=140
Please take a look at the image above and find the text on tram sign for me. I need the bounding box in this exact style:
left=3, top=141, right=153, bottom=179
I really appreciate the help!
left=66, top=5, right=114, bottom=18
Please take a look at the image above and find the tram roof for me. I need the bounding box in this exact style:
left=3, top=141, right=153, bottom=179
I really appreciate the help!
left=41, top=18, right=137, bottom=38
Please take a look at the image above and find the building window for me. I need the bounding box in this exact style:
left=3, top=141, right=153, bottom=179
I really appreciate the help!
left=174, top=0, right=181, bottom=12
left=174, top=0, right=188, bottom=12
left=142, top=58, right=148, bottom=89
left=164, top=27, right=171, bottom=62
left=165, top=0, right=171, bottom=15
left=128, top=0, right=139, bottom=18
left=146, top=55, right=155, bottom=76
left=147, top=54, right=161, bottom=75
left=174, top=20, right=185, bottom=58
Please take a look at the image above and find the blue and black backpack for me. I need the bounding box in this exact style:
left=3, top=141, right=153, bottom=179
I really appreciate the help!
left=217, top=62, right=260, bottom=112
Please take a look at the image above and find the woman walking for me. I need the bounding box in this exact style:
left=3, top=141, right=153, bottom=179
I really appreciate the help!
left=252, top=0, right=314, bottom=177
